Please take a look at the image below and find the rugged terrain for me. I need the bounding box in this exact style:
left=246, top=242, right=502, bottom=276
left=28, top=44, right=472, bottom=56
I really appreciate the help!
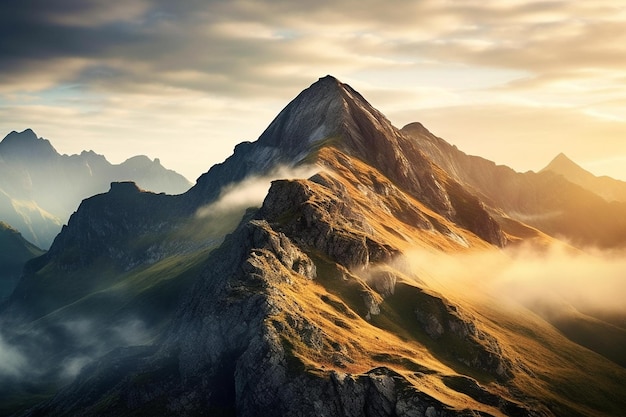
left=1, top=76, right=624, bottom=417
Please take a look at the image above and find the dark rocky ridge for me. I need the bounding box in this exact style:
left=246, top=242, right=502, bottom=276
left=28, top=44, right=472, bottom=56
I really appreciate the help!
left=0, top=128, right=57, bottom=160
left=45, top=181, right=175, bottom=270
left=3, top=182, right=178, bottom=323
left=0, top=222, right=44, bottom=299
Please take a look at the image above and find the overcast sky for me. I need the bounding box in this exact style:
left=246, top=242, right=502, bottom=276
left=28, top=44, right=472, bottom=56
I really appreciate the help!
left=1, top=0, right=625, bottom=182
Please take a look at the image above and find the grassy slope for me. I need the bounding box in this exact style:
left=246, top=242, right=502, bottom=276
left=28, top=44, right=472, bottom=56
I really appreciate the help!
left=276, top=248, right=626, bottom=416
left=269, top=149, right=626, bottom=416
left=6, top=141, right=625, bottom=416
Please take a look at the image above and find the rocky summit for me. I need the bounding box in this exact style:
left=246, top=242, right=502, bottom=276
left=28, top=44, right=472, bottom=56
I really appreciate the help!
left=1, top=76, right=624, bottom=417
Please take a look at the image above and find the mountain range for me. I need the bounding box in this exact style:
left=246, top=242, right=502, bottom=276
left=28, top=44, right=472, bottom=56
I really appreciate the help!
left=0, top=76, right=624, bottom=417
left=401, top=122, right=626, bottom=248
left=0, top=129, right=192, bottom=249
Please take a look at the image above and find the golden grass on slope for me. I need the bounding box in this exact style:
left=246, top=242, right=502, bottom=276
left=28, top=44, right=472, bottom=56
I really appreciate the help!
left=274, top=263, right=502, bottom=416
left=258, top=248, right=513, bottom=417
left=477, top=300, right=626, bottom=416
left=296, top=249, right=625, bottom=416
left=314, top=146, right=493, bottom=253
left=260, top=143, right=626, bottom=415
left=406, top=250, right=626, bottom=417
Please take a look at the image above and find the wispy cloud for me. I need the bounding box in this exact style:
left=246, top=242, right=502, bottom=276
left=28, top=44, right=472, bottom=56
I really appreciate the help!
left=0, top=334, right=28, bottom=378
left=400, top=243, right=626, bottom=317
left=0, top=316, right=152, bottom=382
left=195, top=165, right=319, bottom=231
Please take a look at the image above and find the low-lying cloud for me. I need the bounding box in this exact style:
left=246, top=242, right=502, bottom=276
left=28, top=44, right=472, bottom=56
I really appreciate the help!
left=495, top=245, right=626, bottom=315
left=195, top=164, right=320, bottom=230
left=0, top=316, right=152, bottom=383
left=400, top=243, right=626, bottom=318
left=0, top=334, right=28, bottom=378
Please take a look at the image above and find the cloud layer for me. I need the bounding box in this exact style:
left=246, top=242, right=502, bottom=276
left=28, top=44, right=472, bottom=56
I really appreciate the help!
left=195, top=164, right=319, bottom=234
left=401, top=243, right=626, bottom=318
left=1, top=1, right=625, bottom=180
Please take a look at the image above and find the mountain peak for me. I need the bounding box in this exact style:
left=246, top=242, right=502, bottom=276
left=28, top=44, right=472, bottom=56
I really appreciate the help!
left=0, top=129, right=58, bottom=160
left=255, top=75, right=348, bottom=154
left=192, top=76, right=498, bottom=241
left=109, top=181, right=142, bottom=194
left=552, top=152, right=574, bottom=164
left=188, top=75, right=374, bottom=208
left=255, top=74, right=401, bottom=162
left=316, top=74, right=341, bottom=84
left=541, top=152, right=626, bottom=203
left=541, top=152, right=586, bottom=177
left=402, top=122, right=435, bottom=137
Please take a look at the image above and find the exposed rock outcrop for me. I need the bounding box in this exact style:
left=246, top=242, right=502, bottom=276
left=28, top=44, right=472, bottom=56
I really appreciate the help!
left=411, top=287, right=512, bottom=380
left=45, top=182, right=175, bottom=270
left=260, top=178, right=399, bottom=269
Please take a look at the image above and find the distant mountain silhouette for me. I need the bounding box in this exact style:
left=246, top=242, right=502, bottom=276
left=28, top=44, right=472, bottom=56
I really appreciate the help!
left=0, top=129, right=192, bottom=248
left=402, top=122, right=626, bottom=249
left=541, top=152, right=626, bottom=202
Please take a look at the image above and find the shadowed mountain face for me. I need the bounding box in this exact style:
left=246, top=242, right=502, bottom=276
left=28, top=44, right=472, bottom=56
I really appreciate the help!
left=0, top=222, right=44, bottom=300
left=1, top=77, right=625, bottom=417
left=0, top=129, right=192, bottom=248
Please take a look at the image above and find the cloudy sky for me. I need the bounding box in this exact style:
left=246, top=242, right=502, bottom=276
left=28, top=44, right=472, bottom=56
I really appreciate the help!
left=1, top=0, right=625, bottom=181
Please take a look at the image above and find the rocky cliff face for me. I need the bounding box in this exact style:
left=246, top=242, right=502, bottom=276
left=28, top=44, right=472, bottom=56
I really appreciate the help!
left=25, top=199, right=531, bottom=417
